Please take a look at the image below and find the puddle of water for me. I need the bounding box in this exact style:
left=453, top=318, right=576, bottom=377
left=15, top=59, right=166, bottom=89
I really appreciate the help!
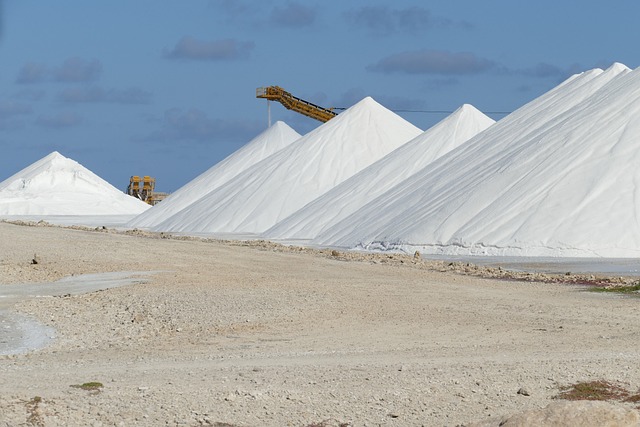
left=1, top=312, right=56, bottom=356
left=0, top=271, right=155, bottom=304
left=0, top=271, right=156, bottom=356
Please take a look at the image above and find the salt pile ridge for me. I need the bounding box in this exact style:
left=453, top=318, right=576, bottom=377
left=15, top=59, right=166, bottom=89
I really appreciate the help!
left=316, top=63, right=639, bottom=257
left=128, top=121, right=300, bottom=229
left=150, top=97, right=422, bottom=234
left=264, top=104, right=495, bottom=240
left=0, top=151, right=150, bottom=216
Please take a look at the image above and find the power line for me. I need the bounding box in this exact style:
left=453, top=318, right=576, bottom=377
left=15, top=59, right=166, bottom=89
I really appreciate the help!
left=333, top=107, right=511, bottom=115
left=394, top=109, right=511, bottom=115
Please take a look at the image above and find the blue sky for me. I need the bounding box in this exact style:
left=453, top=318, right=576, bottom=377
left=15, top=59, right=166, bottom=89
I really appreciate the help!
left=1, top=1, right=639, bottom=192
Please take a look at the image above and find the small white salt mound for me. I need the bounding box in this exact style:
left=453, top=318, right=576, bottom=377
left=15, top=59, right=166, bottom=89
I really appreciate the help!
left=151, top=97, right=423, bottom=234
left=264, top=104, right=495, bottom=240
left=317, top=63, right=638, bottom=257
left=0, top=151, right=150, bottom=216
left=128, top=121, right=300, bottom=229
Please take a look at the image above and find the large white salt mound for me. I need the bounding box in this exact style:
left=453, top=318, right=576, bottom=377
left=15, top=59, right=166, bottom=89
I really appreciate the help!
left=264, top=104, right=495, bottom=240
left=316, top=63, right=638, bottom=257
left=0, top=151, right=150, bottom=216
left=128, top=121, right=301, bottom=229
left=151, top=97, right=423, bottom=234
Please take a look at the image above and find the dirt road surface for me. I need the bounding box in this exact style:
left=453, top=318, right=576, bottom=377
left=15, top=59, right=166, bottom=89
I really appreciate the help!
left=1, top=222, right=639, bottom=426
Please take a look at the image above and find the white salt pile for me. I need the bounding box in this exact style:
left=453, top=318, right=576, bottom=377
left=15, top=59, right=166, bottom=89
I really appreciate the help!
left=315, top=63, right=640, bottom=257
left=0, top=151, right=150, bottom=216
left=128, top=121, right=301, bottom=229
left=148, top=97, right=422, bottom=234
left=264, top=104, right=495, bottom=240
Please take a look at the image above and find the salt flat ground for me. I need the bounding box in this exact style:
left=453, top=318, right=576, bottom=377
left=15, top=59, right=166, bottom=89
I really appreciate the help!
left=1, top=222, right=639, bottom=426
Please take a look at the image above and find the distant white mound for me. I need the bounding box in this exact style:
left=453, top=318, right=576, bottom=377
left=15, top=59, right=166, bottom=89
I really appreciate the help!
left=264, top=104, right=495, bottom=240
left=128, top=121, right=301, bottom=229
left=317, top=63, right=640, bottom=257
left=0, top=151, right=150, bottom=216
left=151, top=97, right=423, bottom=234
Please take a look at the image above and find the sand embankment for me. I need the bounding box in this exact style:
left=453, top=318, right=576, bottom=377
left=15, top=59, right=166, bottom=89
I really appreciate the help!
left=1, top=221, right=640, bottom=426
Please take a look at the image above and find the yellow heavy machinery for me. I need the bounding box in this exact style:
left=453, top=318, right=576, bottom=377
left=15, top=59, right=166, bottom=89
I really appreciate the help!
left=127, top=176, right=168, bottom=205
left=256, top=86, right=338, bottom=123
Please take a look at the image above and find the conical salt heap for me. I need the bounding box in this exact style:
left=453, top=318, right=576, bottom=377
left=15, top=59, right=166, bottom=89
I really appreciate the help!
left=128, top=121, right=301, bottom=229
left=0, top=151, right=150, bottom=216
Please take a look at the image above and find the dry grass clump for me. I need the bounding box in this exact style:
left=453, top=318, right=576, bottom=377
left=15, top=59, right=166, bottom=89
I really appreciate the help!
left=305, top=421, right=351, bottom=427
left=555, top=380, right=640, bottom=404
left=70, top=381, right=103, bottom=392
left=25, top=396, right=44, bottom=427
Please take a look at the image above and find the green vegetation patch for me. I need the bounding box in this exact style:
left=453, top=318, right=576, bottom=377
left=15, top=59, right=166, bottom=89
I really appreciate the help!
left=589, top=282, right=640, bottom=295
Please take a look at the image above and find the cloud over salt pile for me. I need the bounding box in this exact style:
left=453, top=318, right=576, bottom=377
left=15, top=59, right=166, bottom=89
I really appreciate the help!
left=316, top=63, right=640, bottom=257
left=147, top=97, right=422, bottom=234
left=128, top=121, right=301, bottom=229
left=0, top=151, right=149, bottom=216
left=264, top=104, right=495, bottom=241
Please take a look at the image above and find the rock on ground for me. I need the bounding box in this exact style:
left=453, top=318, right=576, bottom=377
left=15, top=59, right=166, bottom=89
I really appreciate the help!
left=466, top=400, right=640, bottom=427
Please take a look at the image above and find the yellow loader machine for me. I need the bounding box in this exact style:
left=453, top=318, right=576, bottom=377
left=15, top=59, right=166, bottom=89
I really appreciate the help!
left=127, top=176, right=168, bottom=205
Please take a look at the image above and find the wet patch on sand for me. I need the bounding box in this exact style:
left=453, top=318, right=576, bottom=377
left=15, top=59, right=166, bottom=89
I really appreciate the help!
left=0, top=271, right=156, bottom=355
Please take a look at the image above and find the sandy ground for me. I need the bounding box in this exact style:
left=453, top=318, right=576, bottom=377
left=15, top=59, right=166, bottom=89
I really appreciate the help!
left=1, top=221, right=640, bottom=426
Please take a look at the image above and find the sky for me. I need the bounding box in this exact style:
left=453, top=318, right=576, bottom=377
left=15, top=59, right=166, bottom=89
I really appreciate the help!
left=1, top=1, right=639, bottom=193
